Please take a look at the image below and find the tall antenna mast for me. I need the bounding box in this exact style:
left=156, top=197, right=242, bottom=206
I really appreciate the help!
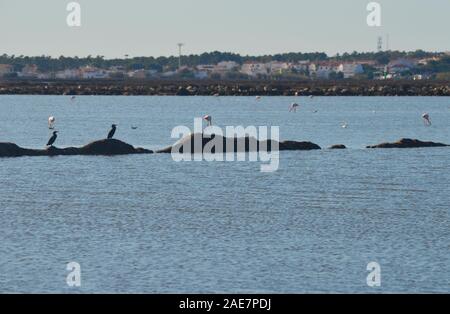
left=386, top=34, right=390, bottom=51
left=177, top=43, right=185, bottom=69
left=377, top=36, right=383, bottom=52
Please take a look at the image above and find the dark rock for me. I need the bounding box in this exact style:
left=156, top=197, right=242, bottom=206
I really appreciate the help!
left=157, top=133, right=321, bottom=154
left=78, top=139, right=151, bottom=155
left=329, top=144, right=347, bottom=149
left=366, top=138, right=449, bottom=149
left=0, top=139, right=153, bottom=158
left=278, top=140, right=321, bottom=151
left=0, top=142, right=44, bottom=157
left=176, top=87, right=191, bottom=96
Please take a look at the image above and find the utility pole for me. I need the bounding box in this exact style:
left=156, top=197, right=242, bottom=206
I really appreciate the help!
left=177, top=43, right=184, bottom=70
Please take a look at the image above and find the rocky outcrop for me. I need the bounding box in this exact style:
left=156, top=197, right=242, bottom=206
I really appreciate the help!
left=0, top=139, right=152, bottom=158
left=3, top=136, right=447, bottom=158
left=157, top=133, right=321, bottom=153
left=329, top=144, right=347, bottom=149
left=278, top=140, right=321, bottom=151
left=366, top=138, right=449, bottom=149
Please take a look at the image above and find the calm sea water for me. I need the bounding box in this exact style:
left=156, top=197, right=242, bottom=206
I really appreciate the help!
left=0, top=95, right=449, bottom=293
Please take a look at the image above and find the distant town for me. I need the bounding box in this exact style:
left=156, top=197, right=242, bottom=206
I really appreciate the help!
left=1, top=50, right=449, bottom=82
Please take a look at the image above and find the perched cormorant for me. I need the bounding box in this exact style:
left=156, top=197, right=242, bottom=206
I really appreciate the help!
left=107, top=124, right=117, bottom=139
left=47, top=131, right=58, bottom=147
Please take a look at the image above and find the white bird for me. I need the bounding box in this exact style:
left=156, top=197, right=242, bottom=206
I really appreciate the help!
left=255, top=96, right=261, bottom=101
left=48, top=116, right=56, bottom=129
left=203, top=115, right=212, bottom=127
left=422, top=113, right=431, bottom=126
left=341, top=122, right=348, bottom=129
left=309, top=95, right=314, bottom=99
left=289, top=103, right=300, bottom=112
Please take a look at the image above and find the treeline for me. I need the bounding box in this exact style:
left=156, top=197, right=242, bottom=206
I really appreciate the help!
left=0, top=50, right=443, bottom=72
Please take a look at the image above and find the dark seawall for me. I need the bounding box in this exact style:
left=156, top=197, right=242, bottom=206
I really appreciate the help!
left=0, top=79, right=449, bottom=96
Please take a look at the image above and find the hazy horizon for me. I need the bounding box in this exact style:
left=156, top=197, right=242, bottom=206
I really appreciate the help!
left=0, top=0, right=449, bottom=58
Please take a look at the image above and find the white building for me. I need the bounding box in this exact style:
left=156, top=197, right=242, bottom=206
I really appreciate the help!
left=291, top=61, right=310, bottom=72
left=240, top=63, right=268, bottom=77
left=267, top=61, right=290, bottom=75
left=18, top=64, right=39, bottom=78
left=388, top=58, right=416, bottom=74
left=196, top=64, right=215, bottom=73
left=55, top=69, right=81, bottom=79
left=109, top=66, right=126, bottom=72
left=316, top=66, right=332, bottom=79
left=311, top=63, right=340, bottom=79
left=80, top=66, right=109, bottom=79
left=128, top=69, right=147, bottom=79
left=338, top=63, right=364, bottom=78
left=213, top=61, right=239, bottom=74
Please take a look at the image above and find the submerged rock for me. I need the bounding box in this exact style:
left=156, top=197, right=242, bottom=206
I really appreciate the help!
left=366, top=138, right=449, bottom=149
left=0, top=139, right=152, bottom=158
left=157, top=133, right=321, bottom=153
left=329, top=144, right=347, bottom=149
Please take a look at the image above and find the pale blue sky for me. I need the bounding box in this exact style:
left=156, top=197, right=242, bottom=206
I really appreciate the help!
left=0, top=0, right=448, bottom=58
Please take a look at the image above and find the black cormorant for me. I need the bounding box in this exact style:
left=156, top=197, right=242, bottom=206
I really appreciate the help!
left=107, top=124, right=117, bottom=139
left=47, top=131, right=58, bottom=147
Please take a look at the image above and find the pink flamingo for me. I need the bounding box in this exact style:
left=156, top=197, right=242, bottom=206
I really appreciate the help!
left=203, top=115, right=212, bottom=127
left=289, top=103, right=299, bottom=112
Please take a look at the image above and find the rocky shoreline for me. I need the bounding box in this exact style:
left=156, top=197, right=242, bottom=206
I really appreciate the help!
left=0, top=79, right=449, bottom=96
left=1, top=137, right=448, bottom=158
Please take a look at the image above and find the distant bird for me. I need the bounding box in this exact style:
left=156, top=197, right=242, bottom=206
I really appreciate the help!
left=131, top=126, right=138, bottom=130
left=256, top=96, right=261, bottom=101
left=71, top=96, right=76, bottom=101
left=203, top=115, right=212, bottom=127
left=309, top=95, right=314, bottom=99
left=341, top=122, right=348, bottom=129
left=48, top=116, right=56, bottom=129
left=295, top=91, right=299, bottom=96
left=213, top=93, right=220, bottom=97
left=107, top=124, right=117, bottom=139
left=289, top=103, right=299, bottom=112
left=46, top=131, right=58, bottom=147
left=422, top=113, right=431, bottom=126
